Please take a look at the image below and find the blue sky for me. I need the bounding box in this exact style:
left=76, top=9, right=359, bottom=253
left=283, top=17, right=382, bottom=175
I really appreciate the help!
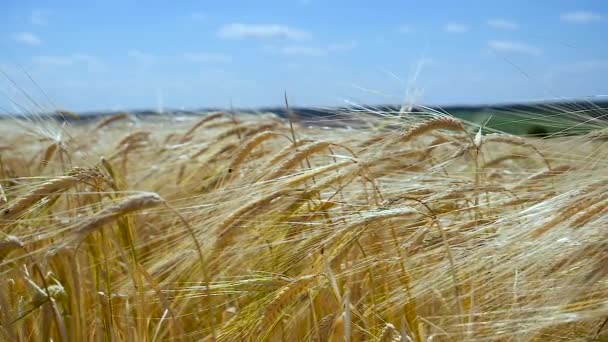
left=1, top=0, right=607, bottom=112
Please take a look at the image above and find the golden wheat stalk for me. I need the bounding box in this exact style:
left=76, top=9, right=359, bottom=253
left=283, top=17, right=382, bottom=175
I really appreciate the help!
left=265, top=141, right=332, bottom=179
left=1, top=167, right=104, bottom=221
left=40, top=142, right=58, bottom=171
left=255, top=275, right=320, bottom=338
left=73, top=192, right=164, bottom=238
left=400, top=116, right=467, bottom=143
left=214, top=189, right=293, bottom=251
left=377, top=322, right=403, bottom=342
left=229, top=131, right=277, bottom=171
left=263, top=138, right=313, bottom=167
left=0, top=183, right=7, bottom=206
left=0, top=235, right=23, bottom=261
left=95, top=112, right=130, bottom=130
left=180, top=112, right=226, bottom=142
left=483, top=133, right=552, bottom=170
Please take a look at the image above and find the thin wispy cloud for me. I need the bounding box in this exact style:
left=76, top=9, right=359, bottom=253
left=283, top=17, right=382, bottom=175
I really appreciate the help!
left=444, top=23, right=468, bottom=33
left=12, top=32, right=42, bottom=46
left=183, top=52, right=233, bottom=63
left=269, top=41, right=357, bottom=57
left=218, top=23, right=311, bottom=40
left=396, top=24, right=414, bottom=34
left=32, top=54, right=103, bottom=69
left=271, top=45, right=326, bottom=56
left=561, top=10, right=604, bottom=23
left=31, top=9, right=51, bottom=26
left=487, top=40, right=542, bottom=56
left=486, top=19, right=518, bottom=30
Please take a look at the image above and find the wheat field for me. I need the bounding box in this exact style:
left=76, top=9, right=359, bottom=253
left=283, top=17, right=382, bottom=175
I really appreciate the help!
left=1, top=108, right=608, bottom=341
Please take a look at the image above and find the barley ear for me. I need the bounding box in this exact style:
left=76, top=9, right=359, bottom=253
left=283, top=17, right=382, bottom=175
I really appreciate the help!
left=72, top=192, right=164, bottom=243
left=400, top=117, right=467, bottom=143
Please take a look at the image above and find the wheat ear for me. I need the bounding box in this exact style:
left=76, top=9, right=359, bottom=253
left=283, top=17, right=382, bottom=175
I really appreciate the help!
left=316, top=313, right=337, bottom=342
left=40, top=142, right=58, bottom=172
left=180, top=112, right=226, bottom=142
left=228, top=131, right=277, bottom=176
left=263, top=139, right=313, bottom=167
left=400, top=116, right=466, bottom=143
left=483, top=154, right=530, bottom=169
left=531, top=192, right=608, bottom=238
left=265, top=141, right=332, bottom=179
left=377, top=323, right=402, bottom=342
left=214, top=189, right=292, bottom=251
left=255, top=275, right=319, bottom=338
left=570, top=199, right=608, bottom=228
left=512, top=165, right=573, bottom=190
left=73, top=192, right=164, bottom=239
left=213, top=122, right=277, bottom=143
left=2, top=167, right=104, bottom=221
left=483, top=133, right=552, bottom=170
left=0, top=235, right=23, bottom=260
left=117, top=130, right=151, bottom=147
left=241, top=123, right=279, bottom=138
left=95, top=112, right=130, bottom=130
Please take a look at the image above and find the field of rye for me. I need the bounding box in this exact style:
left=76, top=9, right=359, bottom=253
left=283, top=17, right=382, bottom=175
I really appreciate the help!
left=1, top=108, right=608, bottom=341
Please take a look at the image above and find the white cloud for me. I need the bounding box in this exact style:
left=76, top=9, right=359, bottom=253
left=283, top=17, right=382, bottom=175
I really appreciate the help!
left=281, top=46, right=326, bottom=56
left=184, top=52, right=233, bottom=63
left=218, top=23, right=311, bottom=40
left=396, top=24, right=414, bottom=34
left=190, top=12, right=207, bottom=22
left=31, top=9, right=51, bottom=26
left=444, top=23, right=468, bottom=33
left=12, top=32, right=41, bottom=46
left=486, top=19, right=518, bottom=30
left=268, top=41, right=357, bottom=57
left=487, top=40, right=542, bottom=56
left=561, top=10, right=603, bottom=23
left=32, top=54, right=103, bottom=69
